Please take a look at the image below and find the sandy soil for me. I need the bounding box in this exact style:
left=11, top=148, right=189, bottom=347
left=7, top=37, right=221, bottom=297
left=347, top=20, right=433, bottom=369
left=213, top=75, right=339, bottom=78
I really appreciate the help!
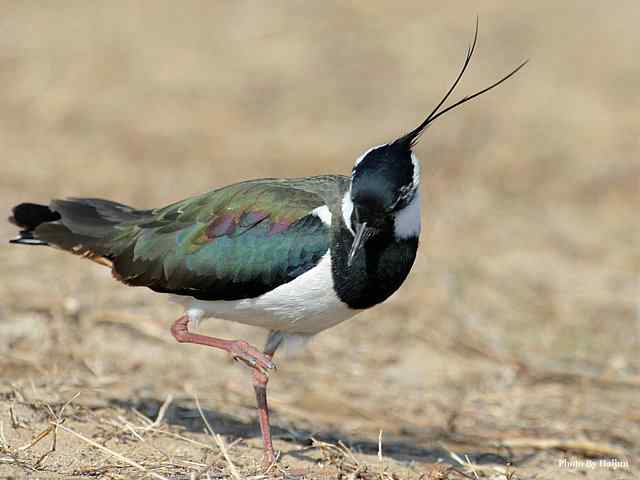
left=0, top=2, right=638, bottom=479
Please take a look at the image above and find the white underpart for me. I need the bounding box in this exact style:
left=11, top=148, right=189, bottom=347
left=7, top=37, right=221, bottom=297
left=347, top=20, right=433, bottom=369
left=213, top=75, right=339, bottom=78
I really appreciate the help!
left=311, top=205, right=332, bottom=226
left=393, top=190, right=421, bottom=239
left=175, top=252, right=356, bottom=337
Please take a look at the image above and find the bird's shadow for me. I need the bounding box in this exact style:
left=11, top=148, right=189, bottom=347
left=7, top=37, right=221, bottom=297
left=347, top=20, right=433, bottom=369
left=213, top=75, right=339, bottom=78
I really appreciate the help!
left=108, top=396, right=538, bottom=468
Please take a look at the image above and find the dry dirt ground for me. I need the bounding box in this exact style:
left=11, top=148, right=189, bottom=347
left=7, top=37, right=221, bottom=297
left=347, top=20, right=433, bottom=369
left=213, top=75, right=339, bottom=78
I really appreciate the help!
left=0, top=2, right=638, bottom=479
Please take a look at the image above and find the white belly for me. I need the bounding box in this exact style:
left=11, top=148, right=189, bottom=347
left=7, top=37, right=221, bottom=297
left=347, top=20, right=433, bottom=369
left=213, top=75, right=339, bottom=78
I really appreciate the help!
left=174, top=252, right=358, bottom=334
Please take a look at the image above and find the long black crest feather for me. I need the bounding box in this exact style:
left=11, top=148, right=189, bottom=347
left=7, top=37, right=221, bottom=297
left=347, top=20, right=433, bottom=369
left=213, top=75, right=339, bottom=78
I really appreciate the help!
left=395, top=18, right=528, bottom=148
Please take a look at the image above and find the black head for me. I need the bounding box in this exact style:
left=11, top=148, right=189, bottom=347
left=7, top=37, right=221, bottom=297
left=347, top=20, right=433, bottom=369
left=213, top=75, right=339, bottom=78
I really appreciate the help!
left=346, top=140, right=420, bottom=267
left=346, top=19, right=527, bottom=266
left=350, top=141, right=418, bottom=229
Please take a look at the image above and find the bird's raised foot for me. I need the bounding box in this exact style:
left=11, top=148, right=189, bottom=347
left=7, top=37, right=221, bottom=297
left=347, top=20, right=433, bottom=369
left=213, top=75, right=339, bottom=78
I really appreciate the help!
left=229, top=340, right=277, bottom=375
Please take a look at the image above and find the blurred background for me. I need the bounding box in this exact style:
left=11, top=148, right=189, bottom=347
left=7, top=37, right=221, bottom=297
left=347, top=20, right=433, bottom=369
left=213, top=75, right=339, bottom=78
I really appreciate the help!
left=0, top=2, right=638, bottom=478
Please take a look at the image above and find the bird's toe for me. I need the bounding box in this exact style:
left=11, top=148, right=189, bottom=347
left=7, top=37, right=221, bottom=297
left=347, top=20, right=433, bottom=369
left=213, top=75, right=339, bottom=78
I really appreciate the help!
left=229, top=340, right=277, bottom=375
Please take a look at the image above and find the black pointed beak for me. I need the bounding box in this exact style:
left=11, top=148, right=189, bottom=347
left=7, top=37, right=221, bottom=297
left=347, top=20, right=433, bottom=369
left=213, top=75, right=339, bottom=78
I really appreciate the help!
left=347, top=222, right=376, bottom=267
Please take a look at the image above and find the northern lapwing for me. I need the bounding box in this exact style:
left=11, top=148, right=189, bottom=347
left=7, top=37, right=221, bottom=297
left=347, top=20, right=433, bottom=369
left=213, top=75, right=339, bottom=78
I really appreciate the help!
left=9, top=25, right=525, bottom=465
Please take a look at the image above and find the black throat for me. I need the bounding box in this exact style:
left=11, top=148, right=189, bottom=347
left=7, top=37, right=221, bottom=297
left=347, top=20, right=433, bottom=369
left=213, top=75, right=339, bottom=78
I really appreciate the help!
left=330, top=221, right=418, bottom=310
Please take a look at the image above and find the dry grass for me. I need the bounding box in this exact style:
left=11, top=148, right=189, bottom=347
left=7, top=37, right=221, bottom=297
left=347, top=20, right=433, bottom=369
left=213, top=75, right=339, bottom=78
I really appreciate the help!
left=0, top=1, right=638, bottom=479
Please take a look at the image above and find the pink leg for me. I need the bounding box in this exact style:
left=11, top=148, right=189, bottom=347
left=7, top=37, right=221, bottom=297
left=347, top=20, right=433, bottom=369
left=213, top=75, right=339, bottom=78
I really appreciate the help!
left=253, top=352, right=276, bottom=466
left=170, top=315, right=278, bottom=464
left=171, top=314, right=276, bottom=374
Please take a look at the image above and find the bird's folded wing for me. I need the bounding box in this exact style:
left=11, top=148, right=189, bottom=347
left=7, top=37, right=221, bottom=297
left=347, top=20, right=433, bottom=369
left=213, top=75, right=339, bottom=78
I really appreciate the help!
left=111, top=180, right=330, bottom=300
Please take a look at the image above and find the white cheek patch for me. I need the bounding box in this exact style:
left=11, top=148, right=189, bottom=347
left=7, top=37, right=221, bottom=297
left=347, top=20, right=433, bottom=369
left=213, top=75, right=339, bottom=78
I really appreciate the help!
left=410, top=152, right=421, bottom=188
left=394, top=190, right=421, bottom=239
left=341, top=190, right=355, bottom=235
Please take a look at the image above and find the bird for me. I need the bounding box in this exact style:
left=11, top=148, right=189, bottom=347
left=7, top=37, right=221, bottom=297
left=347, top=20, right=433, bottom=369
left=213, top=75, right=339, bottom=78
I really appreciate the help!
left=8, top=24, right=525, bottom=465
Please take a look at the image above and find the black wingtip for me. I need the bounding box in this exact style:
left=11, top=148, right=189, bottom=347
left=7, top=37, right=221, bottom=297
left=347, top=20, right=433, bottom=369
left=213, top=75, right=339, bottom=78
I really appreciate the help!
left=9, top=203, right=59, bottom=246
left=10, top=203, right=60, bottom=230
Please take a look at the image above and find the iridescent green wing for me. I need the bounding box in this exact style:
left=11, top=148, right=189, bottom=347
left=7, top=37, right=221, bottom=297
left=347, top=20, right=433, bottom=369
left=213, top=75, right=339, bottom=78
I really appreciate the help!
left=110, top=179, right=330, bottom=300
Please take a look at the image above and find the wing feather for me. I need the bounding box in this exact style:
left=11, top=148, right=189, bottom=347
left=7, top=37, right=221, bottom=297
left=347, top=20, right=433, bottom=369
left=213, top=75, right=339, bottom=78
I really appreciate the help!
left=111, top=180, right=330, bottom=300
